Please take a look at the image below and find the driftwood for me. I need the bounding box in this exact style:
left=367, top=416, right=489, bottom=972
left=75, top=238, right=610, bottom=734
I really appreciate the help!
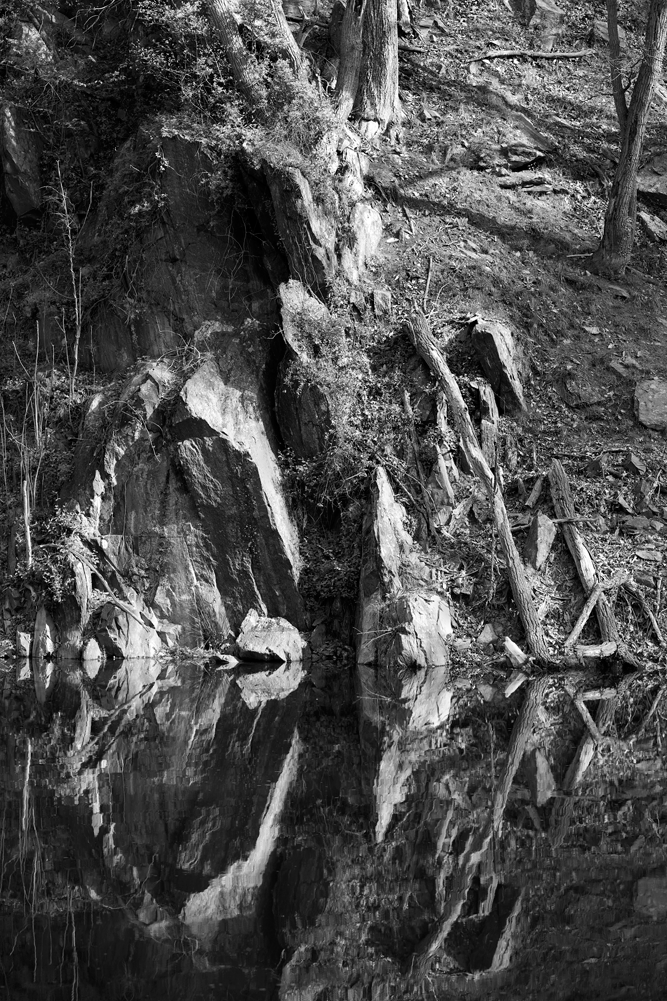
left=525, top=475, right=544, bottom=508
left=477, top=378, right=499, bottom=467
left=409, top=677, right=550, bottom=981
left=407, top=314, right=549, bottom=662
left=564, top=570, right=629, bottom=650
left=469, top=47, right=594, bottom=64
left=549, top=459, right=638, bottom=668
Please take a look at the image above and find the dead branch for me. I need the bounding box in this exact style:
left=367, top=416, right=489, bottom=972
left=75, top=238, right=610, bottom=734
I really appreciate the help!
left=407, top=314, right=550, bottom=663
left=564, top=570, right=629, bottom=650
left=549, top=460, right=638, bottom=668
left=469, top=48, right=595, bottom=64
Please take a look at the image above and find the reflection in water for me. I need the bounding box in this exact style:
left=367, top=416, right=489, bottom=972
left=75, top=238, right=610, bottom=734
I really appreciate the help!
left=0, top=657, right=305, bottom=1000
left=2, top=652, right=667, bottom=1001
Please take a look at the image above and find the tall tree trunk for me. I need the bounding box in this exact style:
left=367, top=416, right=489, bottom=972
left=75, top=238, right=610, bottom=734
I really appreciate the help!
left=591, top=0, right=667, bottom=275
left=606, top=0, right=628, bottom=136
left=204, top=0, right=304, bottom=100
left=204, top=0, right=261, bottom=102
left=354, top=0, right=400, bottom=137
left=267, top=0, right=305, bottom=73
left=333, top=0, right=367, bottom=120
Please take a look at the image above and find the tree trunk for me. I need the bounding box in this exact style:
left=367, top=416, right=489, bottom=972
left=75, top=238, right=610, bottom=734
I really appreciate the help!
left=332, top=0, right=367, bottom=120
left=354, top=0, right=400, bottom=137
left=267, top=0, right=305, bottom=73
left=591, top=0, right=667, bottom=275
left=606, top=0, right=628, bottom=136
left=204, top=0, right=261, bottom=102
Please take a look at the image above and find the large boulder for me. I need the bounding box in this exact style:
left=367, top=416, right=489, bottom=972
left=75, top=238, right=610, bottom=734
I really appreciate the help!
left=174, top=355, right=303, bottom=630
left=635, top=378, right=667, bottom=430
left=66, top=344, right=304, bottom=653
left=96, top=597, right=162, bottom=660
left=470, top=318, right=527, bottom=413
left=235, top=609, right=308, bottom=664
left=638, top=153, right=667, bottom=207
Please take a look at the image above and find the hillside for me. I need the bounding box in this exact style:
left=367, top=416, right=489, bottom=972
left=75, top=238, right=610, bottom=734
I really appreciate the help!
left=1, top=1, right=667, bottom=999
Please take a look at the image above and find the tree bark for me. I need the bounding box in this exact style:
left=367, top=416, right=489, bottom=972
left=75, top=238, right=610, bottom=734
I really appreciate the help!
left=606, top=0, right=628, bottom=137
left=332, top=0, right=367, bottom=120
left=591, top=0, right=667, bottom=275
left=267, top=0, right=305, bottom=72
left=354, top=0, right=400, bottom=136
left=204, top=0, right=262, bottom=102
left=204, top=0, right=304, bottom=98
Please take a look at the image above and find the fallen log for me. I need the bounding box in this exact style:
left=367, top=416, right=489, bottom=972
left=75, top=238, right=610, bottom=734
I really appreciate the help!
left=407, top=314, right=549, bottom=662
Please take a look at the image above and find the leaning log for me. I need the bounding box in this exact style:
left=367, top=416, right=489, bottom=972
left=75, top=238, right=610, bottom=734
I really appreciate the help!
left=549, top=459, right=637, bottom=667
left=407, top=314, right=549, bottom=662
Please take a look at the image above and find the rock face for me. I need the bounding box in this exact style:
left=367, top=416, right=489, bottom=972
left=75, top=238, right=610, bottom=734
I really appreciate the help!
left=1, top=104, right=42, bottom=218
left=96, top=597, right=162, bottom=660
left=83, top=130, right=281, bottom=374
left=275, top=280, right=338, bottom=458
left=263, top=161, right=338, bottom=293
left=471, top=318, right=527, bottom=413
left=174, top=356, right=302, bottom=629
left=635, top=378, right=667, bottom=430
left=67, top=347, right=303, bottom=653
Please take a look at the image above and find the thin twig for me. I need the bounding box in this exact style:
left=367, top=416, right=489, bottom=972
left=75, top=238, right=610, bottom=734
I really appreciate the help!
left=623, top=579, right=666, bottom=646
left=423, top=255, right=433, bottom=311
left=631, top=684, right=667, bottom=740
